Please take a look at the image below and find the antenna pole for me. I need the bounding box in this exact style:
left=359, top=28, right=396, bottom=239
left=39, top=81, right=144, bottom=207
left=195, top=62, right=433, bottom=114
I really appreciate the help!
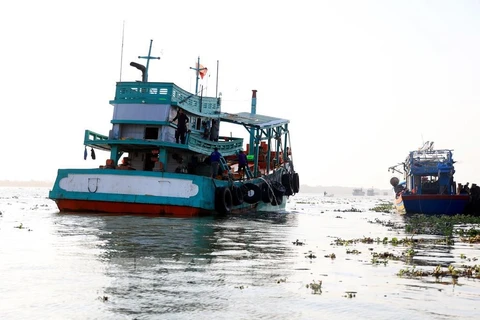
left=215, top=60, right=219, bottom=98
left=119, top=21, right=125, bottom=81
left=138, top=40, right=160, bottom=82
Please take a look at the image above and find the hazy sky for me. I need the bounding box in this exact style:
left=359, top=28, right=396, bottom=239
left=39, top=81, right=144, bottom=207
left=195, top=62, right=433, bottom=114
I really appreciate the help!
left=1, top=0, right=479, bottom=189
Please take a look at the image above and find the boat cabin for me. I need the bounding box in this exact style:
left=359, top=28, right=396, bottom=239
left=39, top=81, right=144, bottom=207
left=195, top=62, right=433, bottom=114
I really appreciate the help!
left=404, top=149, right=457, bottom=195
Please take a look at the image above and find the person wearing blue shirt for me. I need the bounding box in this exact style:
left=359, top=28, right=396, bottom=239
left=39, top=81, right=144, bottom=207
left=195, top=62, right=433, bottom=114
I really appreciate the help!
left=210, top=147, right=222, bottom=178
left=237, top=150, right=247, bottom=180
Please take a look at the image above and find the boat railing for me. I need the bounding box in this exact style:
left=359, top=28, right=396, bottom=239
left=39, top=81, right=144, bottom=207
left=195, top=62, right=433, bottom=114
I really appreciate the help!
left=187, top=134, right=243, bottom=156
left=110, top=82, right=220, bottom=115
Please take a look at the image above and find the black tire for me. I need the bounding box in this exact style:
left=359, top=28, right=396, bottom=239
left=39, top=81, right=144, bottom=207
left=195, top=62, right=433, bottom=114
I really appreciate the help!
left=271, top=180, right=286, bottom=198
left=261, top=182, right=274, bottom=203
left=282, top=174, right=293, bottom=196
left=231, top=185, right=244, bottom=206
left=292, top=172, right=300, bottom=194
left=215, top=187, right=233, bottom=214
left=243, top=183, right=262, bottom=204
left=271, top=194, right=283, bottom=206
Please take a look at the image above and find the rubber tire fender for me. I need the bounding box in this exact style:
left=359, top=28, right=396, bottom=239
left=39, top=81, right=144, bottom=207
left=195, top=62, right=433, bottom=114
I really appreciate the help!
left=271, top=180, right=286, bottom=198
left=215, top=187, right=233, bottom=214
left=282, top=174, right=293, bottom=196
left=292, top=172, right=300, bottom=194
left=261, top=182, right=274, bottom=203
left=271, top=194, right=283, bottom=206
left=231, top=185, right=244, bottom=206
left=243, top=182, right=262, bottom=204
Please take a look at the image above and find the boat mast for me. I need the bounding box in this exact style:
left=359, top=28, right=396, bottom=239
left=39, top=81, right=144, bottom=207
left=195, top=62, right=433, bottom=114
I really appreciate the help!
left=138, top=39, right=160, bottom=82
left=190, top=57, right=208, bottom=95
left=249, top=89, right=257, bottom=155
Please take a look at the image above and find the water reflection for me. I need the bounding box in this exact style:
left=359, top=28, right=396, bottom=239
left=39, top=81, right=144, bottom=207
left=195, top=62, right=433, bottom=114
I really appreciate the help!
left=87, top=212, right=298, bottom=318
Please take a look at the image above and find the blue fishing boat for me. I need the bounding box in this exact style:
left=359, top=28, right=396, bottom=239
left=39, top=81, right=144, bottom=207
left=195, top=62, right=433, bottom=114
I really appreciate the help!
left=48, top=41, right=299, bottom=216
left=389, top=142, right=469, bottom=215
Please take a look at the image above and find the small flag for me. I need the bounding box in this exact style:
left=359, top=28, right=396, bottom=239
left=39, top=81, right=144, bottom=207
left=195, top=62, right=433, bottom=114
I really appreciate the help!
left=197, top=63, right=208, bottom=79
left=84, top=147, right=87, bottom=160
left=91, top=148, right=96, bottom=160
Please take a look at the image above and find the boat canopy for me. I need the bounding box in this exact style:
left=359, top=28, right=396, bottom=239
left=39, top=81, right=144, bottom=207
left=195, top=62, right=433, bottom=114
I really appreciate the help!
left=219, top=112, right=289, bottom=129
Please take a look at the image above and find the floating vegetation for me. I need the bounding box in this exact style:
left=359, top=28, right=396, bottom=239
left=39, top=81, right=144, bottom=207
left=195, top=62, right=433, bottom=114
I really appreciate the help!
left=305, top=251, right=317, bottom=259
left=460, top=234, right=480, bottom=243
left=334, top=207, right=363, bottom=213
left=370, top=202, right=394, bottom=213
left=324, top=253, right=336, bottom=259
left=346, top=249, right=361, bottom=255
left=276, top=278, right=287, bottom=284
left=368, top=218, right=403, bottom=230
left=13, top=223, right=31, bottom=231
left=235, top=285, right=246, bottom=290
left=371, top=252, right=400, bottom=261
left=292, top=239, right=305, bottom=246
left=306, top=280, right=322, bottom=294
left=404, top=214, right=480, bottom=237
left=371, top=256, right=388, bottom=266
left=397, top=264, right=480, bottom=280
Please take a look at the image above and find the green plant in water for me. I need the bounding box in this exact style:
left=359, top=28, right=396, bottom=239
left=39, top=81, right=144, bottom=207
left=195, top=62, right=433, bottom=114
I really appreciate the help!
left=306, top=280, right=322, bottom=294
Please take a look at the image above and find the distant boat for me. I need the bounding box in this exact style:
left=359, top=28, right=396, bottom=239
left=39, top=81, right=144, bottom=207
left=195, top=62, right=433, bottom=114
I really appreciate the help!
left=352, top=188, right=365, bottom=196
left=388, top=141, right=469, bottom=215
left=367, top=188, right=375, bottom=196
left=323, top=191, right=334, bottom=197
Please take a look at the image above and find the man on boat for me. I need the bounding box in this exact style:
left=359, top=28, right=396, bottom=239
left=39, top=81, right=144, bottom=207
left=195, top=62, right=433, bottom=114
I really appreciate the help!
left=172, top=109, right=189, bottom=144
left=210, top=147, right=222, bottom=178
left=209, top=119, right=219, bottom=142
left=237, top=150, right=247, bottom=180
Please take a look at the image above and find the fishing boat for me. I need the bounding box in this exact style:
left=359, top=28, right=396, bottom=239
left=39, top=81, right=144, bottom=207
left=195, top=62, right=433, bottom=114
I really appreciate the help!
left=388, top=141, right=469, bottom=215
left=352, top=188, right=365, bottom=196
left=48, top=41, right=299, bottom=217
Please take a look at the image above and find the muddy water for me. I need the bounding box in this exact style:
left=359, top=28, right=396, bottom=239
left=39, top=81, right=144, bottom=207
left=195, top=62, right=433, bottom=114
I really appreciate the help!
left=1, top=188, right=478, bottom=319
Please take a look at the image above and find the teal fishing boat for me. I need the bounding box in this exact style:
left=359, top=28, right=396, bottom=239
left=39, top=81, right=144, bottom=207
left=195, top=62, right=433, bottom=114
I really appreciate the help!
left=48, top=41, right=299, bottom=216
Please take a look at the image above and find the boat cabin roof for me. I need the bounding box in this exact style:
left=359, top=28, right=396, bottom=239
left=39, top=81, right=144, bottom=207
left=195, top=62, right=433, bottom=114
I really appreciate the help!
left=219, top=112, right=289, bottom=129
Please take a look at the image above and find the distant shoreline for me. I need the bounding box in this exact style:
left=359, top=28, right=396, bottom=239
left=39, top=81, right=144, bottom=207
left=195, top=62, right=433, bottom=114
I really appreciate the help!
left=0, top=180, right=53, bottom=187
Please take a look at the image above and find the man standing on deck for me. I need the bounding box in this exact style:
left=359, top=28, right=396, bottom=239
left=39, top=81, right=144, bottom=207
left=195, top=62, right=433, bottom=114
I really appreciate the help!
left=237, top=150, right=247, bottom=180
left=172, top=109, right=189, bottom=144
left=210, top=147, right=222, bottom=178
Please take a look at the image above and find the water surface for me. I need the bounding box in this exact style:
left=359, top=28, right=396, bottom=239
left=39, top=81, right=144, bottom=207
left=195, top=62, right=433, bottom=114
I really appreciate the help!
left=1, top=188, right=479, bottom=319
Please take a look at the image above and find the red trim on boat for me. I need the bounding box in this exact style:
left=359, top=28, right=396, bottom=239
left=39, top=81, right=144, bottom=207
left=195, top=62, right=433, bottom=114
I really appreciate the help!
left=55, top=199, right=210, bottom=217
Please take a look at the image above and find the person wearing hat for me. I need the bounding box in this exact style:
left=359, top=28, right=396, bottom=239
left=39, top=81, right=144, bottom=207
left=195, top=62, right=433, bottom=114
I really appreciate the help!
left=210, top=147, right=222, bottom=178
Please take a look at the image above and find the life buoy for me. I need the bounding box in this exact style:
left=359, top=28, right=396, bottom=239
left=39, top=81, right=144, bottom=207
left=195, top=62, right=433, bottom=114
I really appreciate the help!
left=243, top=182, right=262, bottom=204
left=282, top=174, right=293, bottom=196
left=261, top=182, right=274, bottom=203
left=215, top=187, right=233, bottom=214
left=292, top=172, right=300, bottom=194
left=231, top=185, right=244, bottom=206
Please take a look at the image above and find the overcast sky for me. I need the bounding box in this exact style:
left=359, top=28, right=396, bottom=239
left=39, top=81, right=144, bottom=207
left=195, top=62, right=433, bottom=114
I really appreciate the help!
left=1, top=0, right=479, bottom=189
